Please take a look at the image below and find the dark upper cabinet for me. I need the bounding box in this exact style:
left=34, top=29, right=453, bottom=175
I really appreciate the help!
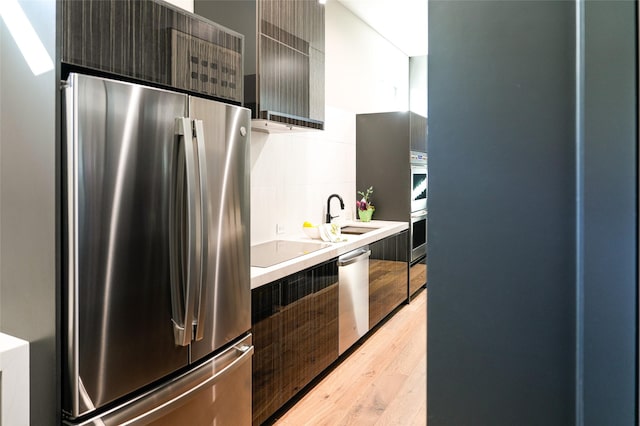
left=195, top=0, right=325, bottom=131
left=61, top=0, right=244, bottom=104
left=410, top=113, right=427, bottom=152
left=356, top=111, right=428, bottom=220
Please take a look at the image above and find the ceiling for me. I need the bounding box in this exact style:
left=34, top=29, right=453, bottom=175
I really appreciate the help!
left=337, top=0, right=428, bottom=57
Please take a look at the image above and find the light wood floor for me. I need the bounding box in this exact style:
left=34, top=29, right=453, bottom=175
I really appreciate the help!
left=273, top=289, right=427, bottom=426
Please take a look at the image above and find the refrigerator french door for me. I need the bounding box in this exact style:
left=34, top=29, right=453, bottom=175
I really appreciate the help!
left=62, top=73, right=252, bottom=424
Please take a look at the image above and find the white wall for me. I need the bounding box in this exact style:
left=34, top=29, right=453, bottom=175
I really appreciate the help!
left=325, top=1, right=409, bottom=113
left=163, top=0, right=193, bottom=13
left=410, top=55, right=427, bottom=117
left=250, top=0, right=409, bottom=244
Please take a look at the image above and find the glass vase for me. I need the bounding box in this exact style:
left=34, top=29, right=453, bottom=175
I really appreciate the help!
left=358, top=208, right=374, bottom=222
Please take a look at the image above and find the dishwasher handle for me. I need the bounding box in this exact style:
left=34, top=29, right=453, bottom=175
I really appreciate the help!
left=338, top=247, right=371, bottom=267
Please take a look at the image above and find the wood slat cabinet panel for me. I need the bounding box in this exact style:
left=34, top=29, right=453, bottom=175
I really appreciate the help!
left=258, top=35, right=310, bottom=118
left=369, top=231, right=409, bottom=328
left=257, top=0, right=325, bottom=126
left=260, top=0, right=324, bottom=50
left=61, top=0, right=244, bottom=103
left=251, top=259, right=338, bottom=426
left=194, top=0, right=324, bottom=128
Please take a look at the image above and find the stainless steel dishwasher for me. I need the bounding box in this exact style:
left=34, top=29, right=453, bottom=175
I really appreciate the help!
left=338, top=246, right=371, bottom=354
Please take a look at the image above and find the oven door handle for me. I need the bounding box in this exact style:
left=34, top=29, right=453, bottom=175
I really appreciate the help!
left=411, top=210, right=427, bottom=221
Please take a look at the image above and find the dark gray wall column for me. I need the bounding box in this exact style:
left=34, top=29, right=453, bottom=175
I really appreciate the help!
left=427, top=1, right=576, bottom=425
left=582, top=1, right=637, bottom=424
left=428, top=0, right=637, bottom=425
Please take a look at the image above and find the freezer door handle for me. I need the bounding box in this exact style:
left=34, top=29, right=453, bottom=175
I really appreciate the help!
left=192, top=119, right=209, bottom=342
left=170, top=117, right=201, bottom=346
left=71, top=335, right=254, bottom=425
left=119, top=344, right=254, bottom=425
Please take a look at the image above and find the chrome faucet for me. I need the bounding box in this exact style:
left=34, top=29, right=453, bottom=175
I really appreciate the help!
left=326, top=194, right=345, bottom=223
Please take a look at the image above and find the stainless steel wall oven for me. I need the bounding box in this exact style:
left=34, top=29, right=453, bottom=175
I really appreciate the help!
left=410, top=152, right=428, bottom=213
left=410, top=151, right=428, bottom=262
left=411, top=210, right=427, bottom=262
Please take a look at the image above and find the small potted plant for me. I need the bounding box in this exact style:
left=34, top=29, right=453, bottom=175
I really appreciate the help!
left=356, top=186, right=375, bottom=222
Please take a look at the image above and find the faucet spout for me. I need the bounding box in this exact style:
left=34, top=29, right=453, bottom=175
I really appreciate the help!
left=326, top=194, right=345, bottom=223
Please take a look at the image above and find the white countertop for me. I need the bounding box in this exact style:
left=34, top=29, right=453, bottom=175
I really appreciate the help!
left=251, top=220, right=408, bottom=289
left=0, top=333, right=29, bottom=425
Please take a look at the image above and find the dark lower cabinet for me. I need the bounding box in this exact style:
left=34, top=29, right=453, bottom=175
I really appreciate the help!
left=369, top=231, right=409, bottom=328
left=251, top=232, right=408, bottom=425
left=409, top=257, right=427, bottom=297
left=251, top=259, right=338, bottom=425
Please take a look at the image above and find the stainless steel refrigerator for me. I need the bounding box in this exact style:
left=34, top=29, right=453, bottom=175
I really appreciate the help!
left=61, top=73, right=252, bottom=424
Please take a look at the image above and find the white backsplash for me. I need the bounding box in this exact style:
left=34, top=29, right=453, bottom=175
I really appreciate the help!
left=249, top=0, right=409, bottom=245
left=250, top=106, right=356, bottom=244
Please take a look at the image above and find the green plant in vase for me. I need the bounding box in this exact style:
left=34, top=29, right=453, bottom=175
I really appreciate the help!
left=356, top=186, right=375, bottom=222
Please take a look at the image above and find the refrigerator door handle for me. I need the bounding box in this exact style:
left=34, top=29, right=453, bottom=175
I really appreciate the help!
left=170, top=117, right=200, bottom=346
left=192, top=119, right=209, bottom=342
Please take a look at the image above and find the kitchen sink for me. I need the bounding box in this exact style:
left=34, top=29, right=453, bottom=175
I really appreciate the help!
left=340, top=226, right=378, bottom=235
